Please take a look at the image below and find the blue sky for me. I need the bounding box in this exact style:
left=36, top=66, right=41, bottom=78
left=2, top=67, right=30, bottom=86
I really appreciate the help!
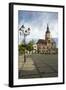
left=18, top=10, right=58, bottom=44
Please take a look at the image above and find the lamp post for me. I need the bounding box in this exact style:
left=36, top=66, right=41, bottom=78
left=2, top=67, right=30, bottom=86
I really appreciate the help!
left=19, top=25, right=30, bottom=62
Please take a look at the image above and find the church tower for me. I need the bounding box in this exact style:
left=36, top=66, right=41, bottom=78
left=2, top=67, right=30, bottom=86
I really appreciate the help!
left=45, top=24, right=51, bottom=40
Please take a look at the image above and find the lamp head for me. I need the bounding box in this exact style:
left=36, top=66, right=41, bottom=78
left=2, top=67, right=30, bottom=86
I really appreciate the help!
left=28, top=28, right=30, bottom=31
left=21, top=25, right=25, bottom=29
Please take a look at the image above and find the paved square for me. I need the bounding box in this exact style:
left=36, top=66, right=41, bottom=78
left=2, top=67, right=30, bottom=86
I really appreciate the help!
left=18, top=54, right=58, bottom=79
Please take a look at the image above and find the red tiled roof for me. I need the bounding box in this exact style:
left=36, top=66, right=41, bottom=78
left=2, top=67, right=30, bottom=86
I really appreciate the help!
left=37, top=39, right=47, bottom=44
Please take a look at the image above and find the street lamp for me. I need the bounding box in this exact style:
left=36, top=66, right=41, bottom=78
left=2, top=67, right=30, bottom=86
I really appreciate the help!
left=19, top=25, right=30, bottom=62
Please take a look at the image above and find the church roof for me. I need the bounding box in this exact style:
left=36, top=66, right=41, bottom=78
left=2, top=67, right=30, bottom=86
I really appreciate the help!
left=37, top=39, right=47, bottom=44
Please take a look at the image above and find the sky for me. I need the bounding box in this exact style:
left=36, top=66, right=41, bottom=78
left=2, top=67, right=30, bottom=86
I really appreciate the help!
left=18, top=10, right=58, bottom=44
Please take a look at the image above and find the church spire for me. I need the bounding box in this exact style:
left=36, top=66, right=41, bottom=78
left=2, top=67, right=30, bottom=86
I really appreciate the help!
left=46, top=24, right=50, bottom=33
left=45, top=24, right=51, bottom=40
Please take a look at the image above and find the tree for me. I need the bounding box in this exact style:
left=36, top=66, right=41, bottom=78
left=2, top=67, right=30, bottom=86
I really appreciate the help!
left=18, top=43, right=25, bottom=55
left=18, top=40, right=35, bottom=54
left=26, top=41, right=33, bottom=52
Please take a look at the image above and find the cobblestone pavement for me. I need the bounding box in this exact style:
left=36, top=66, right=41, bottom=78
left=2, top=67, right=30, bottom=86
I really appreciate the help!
left=18, top=54, right=58, bottom=79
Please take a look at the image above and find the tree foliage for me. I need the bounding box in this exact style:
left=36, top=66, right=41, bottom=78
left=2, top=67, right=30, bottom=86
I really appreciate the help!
left=18, top=43, right=25, bottom=54
left=18, top=40, right=34, bottom=54
left=26, top=41, right=33, bottom=51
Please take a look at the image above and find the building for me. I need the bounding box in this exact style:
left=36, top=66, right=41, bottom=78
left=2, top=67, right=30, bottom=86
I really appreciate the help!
left=37, top=24, right=57, bottom=54
left=33, top=44, right=37, bottom=53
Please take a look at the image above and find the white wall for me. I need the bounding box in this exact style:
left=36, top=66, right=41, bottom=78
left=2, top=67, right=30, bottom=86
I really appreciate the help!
left=0, top=0, right=66, bottom=89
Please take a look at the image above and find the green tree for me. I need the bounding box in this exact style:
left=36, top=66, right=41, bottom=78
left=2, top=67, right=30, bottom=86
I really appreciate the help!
left=18, top=40, right=35, bottom=54
left=26, top=41, right=33, bottom=52
left=18, top=43, right=25, bottom=55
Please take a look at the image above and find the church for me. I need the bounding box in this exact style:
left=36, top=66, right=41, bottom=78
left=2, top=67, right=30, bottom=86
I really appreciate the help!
left=37, top=24, right=57, bottom=54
